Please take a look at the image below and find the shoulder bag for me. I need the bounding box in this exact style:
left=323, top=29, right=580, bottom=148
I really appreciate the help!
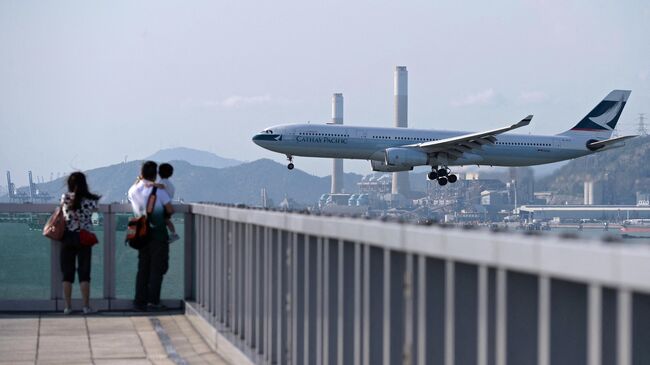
left=43, top=204, right=65, bottom=241
left=125, top=186, right=158, bottom=250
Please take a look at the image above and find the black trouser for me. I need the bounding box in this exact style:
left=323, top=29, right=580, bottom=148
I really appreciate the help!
left=135, top=239, right=169, bottom=306
left=60, top=230, right=92, bottom=283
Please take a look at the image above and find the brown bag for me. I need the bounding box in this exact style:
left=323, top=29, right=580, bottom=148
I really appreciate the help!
left=43, top=206, right=65, bottom=241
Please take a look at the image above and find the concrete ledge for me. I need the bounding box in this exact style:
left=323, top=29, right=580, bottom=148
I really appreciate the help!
left=0, top=300, right=57, bottom=312
left=184, top=301, right=254, bottom=365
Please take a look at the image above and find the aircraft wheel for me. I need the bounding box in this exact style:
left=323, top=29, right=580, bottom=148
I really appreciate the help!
left=437, top=177, right=448, bottom=186
left=437, top=168, right=448, bottom=177
left=287, top=163, right=294, bottom=170
left=448, top=174, right=458, bottom=183
left=428, top=171, right=438, bottom=180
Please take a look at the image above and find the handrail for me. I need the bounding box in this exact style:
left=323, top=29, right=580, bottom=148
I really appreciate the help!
left=191, top=203, right=650, bottom=292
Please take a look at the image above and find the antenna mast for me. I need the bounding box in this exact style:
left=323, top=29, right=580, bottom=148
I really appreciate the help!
left=638, top=113, right=648, bottom=136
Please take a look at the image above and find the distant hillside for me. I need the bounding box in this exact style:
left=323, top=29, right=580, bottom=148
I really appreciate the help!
left=537, top=136, right=650, bottom=204
left=5, top=159, right=363, bottom=206
left=146, top=147, right=243, bottom=169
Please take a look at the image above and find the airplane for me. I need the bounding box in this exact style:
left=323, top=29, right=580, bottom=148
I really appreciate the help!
left=252, top=90, right=636, bottom=186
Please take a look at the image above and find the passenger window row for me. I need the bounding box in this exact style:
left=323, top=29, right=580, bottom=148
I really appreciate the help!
left=495, top=142, right=551, bottom=146
left=372, top=136, right=438, bottom=141
left=299, top=132, right=349, bottom=137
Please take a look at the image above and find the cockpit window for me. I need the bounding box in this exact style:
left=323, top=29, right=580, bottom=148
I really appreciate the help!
left=260, top=129, right=273, bottom=134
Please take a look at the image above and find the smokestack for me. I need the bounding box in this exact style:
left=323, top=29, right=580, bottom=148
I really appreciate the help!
left=331, top=93, right=344, bottom=194
left=392, top=66, right=410, bottom=196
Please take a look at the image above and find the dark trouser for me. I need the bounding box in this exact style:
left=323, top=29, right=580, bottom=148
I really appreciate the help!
left=135, top=239, right=169, bottom=306
left=60, top=230, right=92, bottom=282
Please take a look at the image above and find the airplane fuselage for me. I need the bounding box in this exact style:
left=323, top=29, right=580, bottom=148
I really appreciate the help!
left=253, top=123, right=592, bottom=167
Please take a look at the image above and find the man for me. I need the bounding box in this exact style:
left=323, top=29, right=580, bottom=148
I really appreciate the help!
left=128, top=161, right=173, bottom=311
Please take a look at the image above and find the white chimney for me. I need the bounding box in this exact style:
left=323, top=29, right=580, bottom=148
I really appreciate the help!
left=331, top=93, right=344, bottom=194
left=392, top=66, right=410, bottom=196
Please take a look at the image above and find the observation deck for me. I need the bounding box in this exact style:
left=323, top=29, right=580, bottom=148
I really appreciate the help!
left=1, top=203, right=650, bottom=364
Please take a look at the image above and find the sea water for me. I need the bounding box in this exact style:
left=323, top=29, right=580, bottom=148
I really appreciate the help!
left=0, top=215, right=184, bottom=300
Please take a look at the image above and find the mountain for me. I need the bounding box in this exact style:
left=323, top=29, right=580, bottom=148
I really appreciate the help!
left=537, top=136, right=650, bottom=204
left=5, top=159, right=363, bottom=206
left=146, top=147, right=243, bottom=169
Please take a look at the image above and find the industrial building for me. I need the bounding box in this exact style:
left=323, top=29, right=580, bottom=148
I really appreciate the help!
left=519, top=205, right=650, bottom=221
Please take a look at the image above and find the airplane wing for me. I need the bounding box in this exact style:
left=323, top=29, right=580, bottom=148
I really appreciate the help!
left=404, top=115, right=533, bottom=159
left=587, top=135, right=637, bottom=151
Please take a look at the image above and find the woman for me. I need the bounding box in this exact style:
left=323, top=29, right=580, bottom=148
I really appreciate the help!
left=60, top=172, right=101, bottom=314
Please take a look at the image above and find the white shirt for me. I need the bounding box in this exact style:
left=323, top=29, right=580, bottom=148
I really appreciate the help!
left=128, top=180, right=172, bottom=216
left=159, top=178, right=175, bottom=200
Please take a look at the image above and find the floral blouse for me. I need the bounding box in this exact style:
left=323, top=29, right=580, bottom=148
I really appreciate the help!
left=60, top=193, right=98, bottom=232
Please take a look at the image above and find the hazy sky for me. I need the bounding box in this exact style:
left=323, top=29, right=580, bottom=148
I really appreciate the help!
left=1, top=0, right=649, bottom=186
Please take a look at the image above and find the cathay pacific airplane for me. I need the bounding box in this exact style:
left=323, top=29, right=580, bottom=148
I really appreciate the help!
left=253, top=90, right=635, bottom=185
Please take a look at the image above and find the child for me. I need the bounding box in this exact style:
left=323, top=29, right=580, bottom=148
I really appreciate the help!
left=157, top=163, right=180, bottom=243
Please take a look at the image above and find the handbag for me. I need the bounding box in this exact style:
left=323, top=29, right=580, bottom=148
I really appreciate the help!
left=43, top=205, right=65, bottom=241
left=125, top=186, right=158, bottom=250
left=79, top=229, right=99, bottom=246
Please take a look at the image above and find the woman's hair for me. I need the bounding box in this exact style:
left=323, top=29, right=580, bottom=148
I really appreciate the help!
left=67, top=172, right=101, bottom=209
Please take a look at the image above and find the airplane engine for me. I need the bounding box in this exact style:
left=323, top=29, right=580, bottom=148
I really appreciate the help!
left=384, top=148, right=428, bottom=167
left=371, top=160, right=413, bottom=172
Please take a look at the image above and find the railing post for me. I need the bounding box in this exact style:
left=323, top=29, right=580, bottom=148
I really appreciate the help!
left=416, top=255, right=426, bottom=365
left=383, top=249, right=391, bottom=365
left=404, top=253, right=414, bottom=365
left=445, top=261, right=455, bottom=365
left=538, top=276, right=550, bottom=365
left=50, top=239, right=61, bottom=304
left=617, top=289, right=632, bottom=365
left=478, top=265, right=488, bottom=365
left=496, top=268, right=507, bottom=365
left=103, top=204, right=116, bottom=305
left=588, top=284, right=602, bottom=365
left=362, top=244, right=370, bottom=365
left=316, top=237, right=323, bottom=365
left=354, top=242, right=362, bottom=365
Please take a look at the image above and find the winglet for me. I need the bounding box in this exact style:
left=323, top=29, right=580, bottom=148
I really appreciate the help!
left=514, top=115, right=533, bottom=128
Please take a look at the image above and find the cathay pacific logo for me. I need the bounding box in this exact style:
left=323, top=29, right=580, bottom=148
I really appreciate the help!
left=589, top=100, right=623, bottom=130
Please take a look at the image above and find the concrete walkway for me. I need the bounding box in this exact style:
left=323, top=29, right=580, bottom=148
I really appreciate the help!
left=0, top=312, right=230, bottom=365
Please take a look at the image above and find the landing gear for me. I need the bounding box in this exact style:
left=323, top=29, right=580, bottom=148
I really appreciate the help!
left=287, top=155, right=294, bottom=170
left=429, top=166, right=457, bottom=186
left=287, top=163, right=294, bottom=170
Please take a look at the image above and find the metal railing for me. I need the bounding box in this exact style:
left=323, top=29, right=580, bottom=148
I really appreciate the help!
left=189, top=204, right=650, bottom=365
left=3, top=202, right=650, bottom=364
left=0, top=203, right=193, bottom=311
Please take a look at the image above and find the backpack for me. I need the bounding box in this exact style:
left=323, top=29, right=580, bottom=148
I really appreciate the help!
left=125, top=186, right=158, bottom=249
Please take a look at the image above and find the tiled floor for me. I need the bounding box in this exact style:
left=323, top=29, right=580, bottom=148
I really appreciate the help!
left=0, top=313, right=229, bottom=365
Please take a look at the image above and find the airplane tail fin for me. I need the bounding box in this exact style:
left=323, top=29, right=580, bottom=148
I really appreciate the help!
left=559, top=90, right=631, bottom=138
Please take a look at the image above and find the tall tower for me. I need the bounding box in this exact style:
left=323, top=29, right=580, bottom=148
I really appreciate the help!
left=331, top=93, right=344, bottom=194
left=637, top=113, right=647, bottom=136
left=392, top=66, right=410, bottom=196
